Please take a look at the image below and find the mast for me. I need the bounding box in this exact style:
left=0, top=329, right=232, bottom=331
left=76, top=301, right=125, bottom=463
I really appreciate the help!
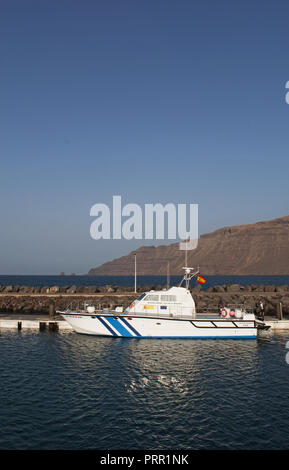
left=167, top=261, right=170, bottom=289
left=179, top=235, right=199, bottom=289
left=179, top=267, right=199, bottom=289
left=178, top=234, right=199, bottom=289
left=184, top=233, right=189, bottom=267
left=134, top=253, right=137, bottom=293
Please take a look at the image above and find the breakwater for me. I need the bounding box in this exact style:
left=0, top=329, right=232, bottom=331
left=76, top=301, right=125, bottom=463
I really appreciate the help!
left=0, top=284, right=288, bottom=317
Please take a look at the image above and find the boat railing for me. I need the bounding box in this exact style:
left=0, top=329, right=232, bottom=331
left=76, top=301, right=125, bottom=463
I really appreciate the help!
left=61, top=300, right=255, bottom=321
left=63, top=300, right=255, bottom=313
left=197, top=304, right=254, bottom=314
left=63, top=300, right=116, bottom=313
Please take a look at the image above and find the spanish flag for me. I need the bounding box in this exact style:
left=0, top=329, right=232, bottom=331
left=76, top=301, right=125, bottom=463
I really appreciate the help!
left=197, top=275, right=206, bottom=284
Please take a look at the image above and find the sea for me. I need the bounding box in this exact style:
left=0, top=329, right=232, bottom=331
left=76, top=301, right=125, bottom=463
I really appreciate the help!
left=0, top=274, right=289, bottom=289
left=0, top=275, right=289, bottom=451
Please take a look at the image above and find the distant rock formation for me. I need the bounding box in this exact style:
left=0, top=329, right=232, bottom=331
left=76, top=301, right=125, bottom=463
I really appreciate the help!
left=87, top=215, right=289, bottom=275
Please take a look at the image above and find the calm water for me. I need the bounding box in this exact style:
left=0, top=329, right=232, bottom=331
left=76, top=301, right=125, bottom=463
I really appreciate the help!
left=1, top=330, right=289, bottom=450
left=0, top=274, right=289, bottom=290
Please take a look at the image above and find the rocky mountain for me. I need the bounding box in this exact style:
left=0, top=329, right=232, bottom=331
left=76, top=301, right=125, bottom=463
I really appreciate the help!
left=87, top=215, right=289, bottom=275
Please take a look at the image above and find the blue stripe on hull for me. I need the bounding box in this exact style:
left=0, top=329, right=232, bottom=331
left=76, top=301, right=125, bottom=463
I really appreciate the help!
left=104, top=316, right=134, bottom=337
left=97, top=317, right=117, bottom=336
left=118, top=317, right=142, bottom=337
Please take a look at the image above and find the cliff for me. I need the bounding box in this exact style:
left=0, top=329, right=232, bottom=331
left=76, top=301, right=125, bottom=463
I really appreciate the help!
left=88, top=215, right=289, bottom=275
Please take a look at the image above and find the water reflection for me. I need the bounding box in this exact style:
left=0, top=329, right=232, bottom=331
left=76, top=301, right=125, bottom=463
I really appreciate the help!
left=1, top=330, right=289, bottom=449
left=57, top=334, right=264, bottom=407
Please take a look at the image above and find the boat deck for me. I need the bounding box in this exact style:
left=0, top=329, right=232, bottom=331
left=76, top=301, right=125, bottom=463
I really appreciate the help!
left=63, top=310, right=229, bottom=320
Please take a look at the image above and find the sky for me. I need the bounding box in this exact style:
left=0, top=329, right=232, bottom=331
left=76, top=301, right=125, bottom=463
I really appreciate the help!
left=1, top=0, right=289, bottom=274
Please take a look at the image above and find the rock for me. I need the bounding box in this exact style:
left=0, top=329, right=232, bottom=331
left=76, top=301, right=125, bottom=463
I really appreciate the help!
left=105, top=285, right=117, bottom=293
left=191, top=285, right=202, bottom=293
left=280, top=296, right=289, bottom=306
left=196, top=300, right=208, bottom=310
left=87, top=215, right=289, bottom=276
left=40, top=286, right=49, bottom=293
left=213, top=285, right=225, bottom=293
left=76, top=286, right=86, bottom=293
left=242, top=285, right=252, bottom=292
left=252, top=285, right=265, bottom=291
left=85, top=286, right=100, bottom=294
left=4, top=285, right=13, bottom=293
left=59, top=285, right=70, bottom=293
left=243, top=298, right=255, bottom=310
left=262, top=302, right=274, bottom=314
left=67, top=285, right=77, bottom=294
left=264, top=285, right=276, bottom=292
left=276, top=285, right=289, bottom=292
left=115, top=285, right=131, bottom=292
left=18, top=286, right=30, bottom=293
left=282, top=304, right=289, bottom=315
left=23, top=304, right=33, bottom=313
left=49, top=286, right=60, bottom=294
left=205, top=287, right=214, bottom=292
left=226, top=284, right=242, bottom=292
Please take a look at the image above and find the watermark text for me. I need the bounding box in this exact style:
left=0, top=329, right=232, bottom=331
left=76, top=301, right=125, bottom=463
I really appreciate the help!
left=90, top=196, right=198, bottom=250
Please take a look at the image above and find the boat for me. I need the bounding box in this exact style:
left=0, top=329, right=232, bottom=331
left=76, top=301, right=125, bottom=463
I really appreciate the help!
left=58, top=267, right=270, bottom=338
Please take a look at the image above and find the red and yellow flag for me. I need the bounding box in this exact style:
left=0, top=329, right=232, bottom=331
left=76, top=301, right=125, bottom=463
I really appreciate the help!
left=197, top=275, right=206, bottom=284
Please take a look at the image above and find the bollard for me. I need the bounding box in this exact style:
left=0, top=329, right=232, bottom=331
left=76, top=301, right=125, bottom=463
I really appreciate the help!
left=276, top=302, right=283, bottom=320
left=49, top=322, right=59, bottom=332
left=49, top=301, right=55, bottom=318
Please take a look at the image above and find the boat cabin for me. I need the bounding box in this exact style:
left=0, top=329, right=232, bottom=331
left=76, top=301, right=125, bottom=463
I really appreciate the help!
left=125, top=286, right=196, bottom=318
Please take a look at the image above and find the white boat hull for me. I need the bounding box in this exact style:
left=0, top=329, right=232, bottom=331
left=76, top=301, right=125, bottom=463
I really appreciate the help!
left=61, top=313, right=258, bottom=339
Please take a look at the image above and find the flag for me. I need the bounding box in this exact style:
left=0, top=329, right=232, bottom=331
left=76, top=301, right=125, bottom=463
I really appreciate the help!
left=197, top=275, right=206, bottom=284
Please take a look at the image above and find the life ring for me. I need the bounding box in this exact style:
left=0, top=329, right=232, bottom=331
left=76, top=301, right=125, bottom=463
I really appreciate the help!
left=220, top=308, right=227, bottom=318
left=129, top=302, right=135, bottom=309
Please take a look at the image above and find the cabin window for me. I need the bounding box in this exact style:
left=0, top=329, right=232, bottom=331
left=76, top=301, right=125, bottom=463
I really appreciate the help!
left=136, top=293, right=146, bottom=301
left=160, top=295, right=177, bottom=302
left=144, top=294, right=159, bottom=301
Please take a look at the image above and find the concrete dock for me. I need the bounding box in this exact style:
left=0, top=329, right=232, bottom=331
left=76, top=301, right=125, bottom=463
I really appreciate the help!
left=0, top=314, right=289, bottom=332
left=0, top=315, right=72, bottom=331
left=265, top=319, right=289, bottom=330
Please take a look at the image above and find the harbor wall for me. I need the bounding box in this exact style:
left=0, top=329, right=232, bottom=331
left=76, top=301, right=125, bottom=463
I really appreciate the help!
left=0, top=284, right=288, bottom=316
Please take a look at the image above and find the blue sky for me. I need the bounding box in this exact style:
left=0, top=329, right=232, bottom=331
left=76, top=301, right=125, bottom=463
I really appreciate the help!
left=1, top=0, right=289, bottom=274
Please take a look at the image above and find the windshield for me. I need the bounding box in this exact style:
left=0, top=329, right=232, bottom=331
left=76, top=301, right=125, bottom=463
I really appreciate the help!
left=136, top=293, right=146, bottom=301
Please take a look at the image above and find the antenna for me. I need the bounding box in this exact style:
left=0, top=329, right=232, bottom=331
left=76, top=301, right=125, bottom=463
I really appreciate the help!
left=179, top=266, right=199, bottom=289
left=167, top=261, right=170, bottom=289
left=185, top=234, right=188, bottom=267
left=134, top=253, right=137, bottom=293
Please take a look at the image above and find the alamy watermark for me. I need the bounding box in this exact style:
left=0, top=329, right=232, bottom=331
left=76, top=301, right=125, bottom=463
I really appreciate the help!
left=285, top=81, right=289, bottom=104
left=286, top=341, right=289, bottom=364
left=90, top=196, right=198, bottom=250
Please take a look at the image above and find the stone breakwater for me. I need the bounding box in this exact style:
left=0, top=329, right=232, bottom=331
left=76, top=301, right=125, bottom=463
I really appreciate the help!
left=0, top=284, right=288, bottom=316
